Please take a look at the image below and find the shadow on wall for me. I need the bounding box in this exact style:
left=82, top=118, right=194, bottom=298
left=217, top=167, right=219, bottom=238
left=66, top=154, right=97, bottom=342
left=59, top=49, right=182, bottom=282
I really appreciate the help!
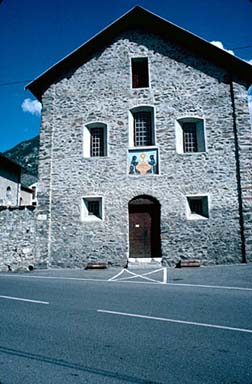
left=248, top=85, right=252, bottom=127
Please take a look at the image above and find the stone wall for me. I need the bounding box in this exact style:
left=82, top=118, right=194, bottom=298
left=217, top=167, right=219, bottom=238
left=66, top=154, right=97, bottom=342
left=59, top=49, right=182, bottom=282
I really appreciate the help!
left=37, top=30, right=252, bottom=267
left=0, top=173, right=20, bottom=206
left=0, top=206, right=37, bottom=271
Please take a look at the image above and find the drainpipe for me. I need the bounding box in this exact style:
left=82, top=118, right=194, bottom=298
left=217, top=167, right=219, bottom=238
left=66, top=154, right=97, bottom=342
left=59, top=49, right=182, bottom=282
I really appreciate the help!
left=230, top=79, right=246, bottom=263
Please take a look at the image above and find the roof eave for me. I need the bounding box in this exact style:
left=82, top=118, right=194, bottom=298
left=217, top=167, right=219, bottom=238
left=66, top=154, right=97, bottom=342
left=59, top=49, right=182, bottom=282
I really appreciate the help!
left=26, top=6, right=252, bottom=100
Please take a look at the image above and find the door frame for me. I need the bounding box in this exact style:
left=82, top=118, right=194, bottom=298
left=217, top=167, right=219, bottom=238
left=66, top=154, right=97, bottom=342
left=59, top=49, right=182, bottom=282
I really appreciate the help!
left=128, top=195, right=161, bottom=262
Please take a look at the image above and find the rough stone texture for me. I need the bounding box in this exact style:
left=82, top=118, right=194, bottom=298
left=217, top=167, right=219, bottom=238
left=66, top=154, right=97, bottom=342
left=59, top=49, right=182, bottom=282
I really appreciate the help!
left=0, top=207, right=37, bottom=271
left=35, top=31, right=252, bottom=267
left=0, top=171, right=20, bottom=206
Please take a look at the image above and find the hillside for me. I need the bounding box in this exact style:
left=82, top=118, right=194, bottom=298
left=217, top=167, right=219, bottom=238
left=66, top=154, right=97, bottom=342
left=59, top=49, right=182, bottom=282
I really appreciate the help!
left=4, top=135, right=39, bottom=186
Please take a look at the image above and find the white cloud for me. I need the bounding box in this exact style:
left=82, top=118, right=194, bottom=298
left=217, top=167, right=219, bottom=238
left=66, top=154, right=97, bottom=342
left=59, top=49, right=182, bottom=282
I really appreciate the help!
left=210, top=41, right=234, bottom=56
left=247, top=59, right=252, bottom=65
left=22, top=98, right=41, bottom=116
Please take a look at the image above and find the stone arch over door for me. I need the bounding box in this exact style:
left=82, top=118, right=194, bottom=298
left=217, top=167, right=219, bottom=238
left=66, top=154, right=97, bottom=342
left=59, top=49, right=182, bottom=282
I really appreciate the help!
left=128, top=195, right=161, bottom=259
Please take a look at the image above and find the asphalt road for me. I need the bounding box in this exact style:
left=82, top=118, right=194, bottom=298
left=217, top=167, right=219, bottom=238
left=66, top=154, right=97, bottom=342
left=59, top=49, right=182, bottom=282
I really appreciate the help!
left=0, top=265, right=252, bottom=384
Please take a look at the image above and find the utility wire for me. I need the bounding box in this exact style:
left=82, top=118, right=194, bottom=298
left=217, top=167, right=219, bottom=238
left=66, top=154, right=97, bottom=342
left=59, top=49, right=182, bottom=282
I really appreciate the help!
left=0, top=80, right=32, bottom=87
left=229, top=45, right=252, bottom=51
left=0, top=44, right=252, bottom=89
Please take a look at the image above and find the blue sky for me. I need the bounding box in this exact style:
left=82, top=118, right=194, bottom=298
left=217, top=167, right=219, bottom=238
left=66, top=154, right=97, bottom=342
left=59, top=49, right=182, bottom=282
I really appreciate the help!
left=0, top=0, right=252, bottom=152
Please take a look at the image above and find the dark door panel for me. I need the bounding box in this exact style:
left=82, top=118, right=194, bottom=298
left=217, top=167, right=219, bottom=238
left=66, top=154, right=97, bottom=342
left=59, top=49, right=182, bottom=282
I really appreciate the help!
left=129, top=199, right=160, bottom=259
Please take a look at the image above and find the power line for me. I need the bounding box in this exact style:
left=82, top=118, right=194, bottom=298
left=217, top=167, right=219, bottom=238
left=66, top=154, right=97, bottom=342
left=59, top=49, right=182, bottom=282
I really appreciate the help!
left=230, top=45, right=252, bottom=51
left=0, top=80, right=32, bottom=87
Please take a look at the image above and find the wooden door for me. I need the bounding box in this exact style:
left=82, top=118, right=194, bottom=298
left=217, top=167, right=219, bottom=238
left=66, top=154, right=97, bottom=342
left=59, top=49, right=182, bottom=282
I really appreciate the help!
left=129, top=210, right=152, bottom=258
left=129, top=197, right=161, bottom=259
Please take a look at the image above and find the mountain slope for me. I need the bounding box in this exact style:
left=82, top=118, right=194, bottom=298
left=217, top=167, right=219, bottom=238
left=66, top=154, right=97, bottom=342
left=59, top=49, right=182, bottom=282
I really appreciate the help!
left=4, top=135, right=39, bottom=186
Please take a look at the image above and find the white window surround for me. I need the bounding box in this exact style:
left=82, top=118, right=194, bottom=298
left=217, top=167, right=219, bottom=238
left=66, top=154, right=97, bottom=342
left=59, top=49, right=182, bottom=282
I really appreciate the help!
left=81, top=196, right=104, bottom=222
left=130, top=56, right=150, bottom=89
left=175, top=117, right=206, bottom=154
left=83, top=122, right=108, bottom=158
left=186, top=195, right=209, bottom=220
left=129, top=105, right=155, bottom=148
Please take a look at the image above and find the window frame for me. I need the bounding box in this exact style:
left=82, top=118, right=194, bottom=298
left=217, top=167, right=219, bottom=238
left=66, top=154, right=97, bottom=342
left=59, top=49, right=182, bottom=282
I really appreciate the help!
left=83, top=122, right=108, bottom=158
left=186, top=195, right=209, bottom=220
left=175, top=117, right=206, bottom=154
left=81, top=196, right=104, bottom=222
left=129, top=106, right=155, bottom=148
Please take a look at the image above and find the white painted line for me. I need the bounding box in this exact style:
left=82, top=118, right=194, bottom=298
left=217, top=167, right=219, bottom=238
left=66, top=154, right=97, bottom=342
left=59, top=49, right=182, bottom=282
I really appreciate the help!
left=0, top=295, right=49, bottom=305
left=1, top=274, right=252, bottom=291
left=108, top=269, right=125, bottom=281
left=97, top=309, right=252, bottom=334
left=109, top=268, right=165, bottom=284
left=116, top=269, right=163, bottom=284
left=167, top=283, right=252, bottom=291
left=0, top=274, right=162, bottom=285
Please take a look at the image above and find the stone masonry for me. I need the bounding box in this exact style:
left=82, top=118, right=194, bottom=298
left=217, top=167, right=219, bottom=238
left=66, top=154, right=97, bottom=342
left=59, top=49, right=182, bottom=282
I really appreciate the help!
left=34, top=30, right=252, bottom=268
left=0, top=207, right=37, bottom=271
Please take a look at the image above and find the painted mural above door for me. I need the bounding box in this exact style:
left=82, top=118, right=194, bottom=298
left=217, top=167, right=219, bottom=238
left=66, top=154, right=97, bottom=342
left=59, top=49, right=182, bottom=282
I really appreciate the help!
left=128, top=148, right=158, bottom=175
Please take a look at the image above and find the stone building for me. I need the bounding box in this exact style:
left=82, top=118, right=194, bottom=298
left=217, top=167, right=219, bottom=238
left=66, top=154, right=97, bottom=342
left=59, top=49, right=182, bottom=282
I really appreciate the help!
left=0, top=154, right=22, bottom=206
left=26, top=6, right=252, bottom=268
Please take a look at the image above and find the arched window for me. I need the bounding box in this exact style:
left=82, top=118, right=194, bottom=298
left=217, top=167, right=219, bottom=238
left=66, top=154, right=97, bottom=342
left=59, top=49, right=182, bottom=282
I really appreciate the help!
left=83, top=122, right=108, bottom=158
left=129, top=106, right=155, bottom=148
left=6, top=186, right=11, bottom=198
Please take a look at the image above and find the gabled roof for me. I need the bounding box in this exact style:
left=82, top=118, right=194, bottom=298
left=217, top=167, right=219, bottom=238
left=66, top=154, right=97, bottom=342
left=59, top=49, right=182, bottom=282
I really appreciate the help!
left=26, top=6, right=252, bottom=100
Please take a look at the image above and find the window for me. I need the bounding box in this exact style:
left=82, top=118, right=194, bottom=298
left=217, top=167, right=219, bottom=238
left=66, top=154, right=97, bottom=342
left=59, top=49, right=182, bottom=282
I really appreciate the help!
left=183, top=123, right=197, bottom=153
left=31, top=186, right=36, bottom=200
left=176, top=118, right=206, bottom=153
left=83, top=123, right=107, bottom=158
left=90, top=127, right=104, bottom=157
left=81, top=197, right=103, bottom=221
left=187, top=196, right=209, bottom=219
left=87, top=200, right=100, bottom=217
left=134, top=111, right=152, bottom=146
left=131, top=58, right=149, bottom=88
left=129, top=106, right=155, bottom=147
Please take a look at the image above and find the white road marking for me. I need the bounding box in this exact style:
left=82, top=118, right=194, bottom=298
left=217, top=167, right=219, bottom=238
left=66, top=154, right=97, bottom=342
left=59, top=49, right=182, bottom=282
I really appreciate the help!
left=0, top=295, right=49, bottom=305
left=109, top=268, right=165, bottom=284
left=1, top=274, right=252, bottom=291
left=97, top=309, right=252, bottom=334
left=167, top=283, right=252, bottom=291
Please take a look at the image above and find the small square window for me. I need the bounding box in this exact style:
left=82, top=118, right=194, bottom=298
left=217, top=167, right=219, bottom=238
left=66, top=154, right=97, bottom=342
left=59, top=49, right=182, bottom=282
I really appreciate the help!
left=131, top=58, right=149, bottom=88
left=187, top=196, right=209, bottom=219
left=82, top=197, right=103, bottom=221
left=88, top=200, right=100, bottom=216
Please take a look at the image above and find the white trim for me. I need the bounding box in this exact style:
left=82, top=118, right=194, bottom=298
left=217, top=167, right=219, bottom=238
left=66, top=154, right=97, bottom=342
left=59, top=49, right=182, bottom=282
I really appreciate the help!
left=81, top=195, right=104, bottom=222
left=83, top=121, right=108, bottom=158
left=128, top=105, right=156, bottom=148
left=186, top=194, right=210, bottom=220
left=175, top=116, right=207, bottom=154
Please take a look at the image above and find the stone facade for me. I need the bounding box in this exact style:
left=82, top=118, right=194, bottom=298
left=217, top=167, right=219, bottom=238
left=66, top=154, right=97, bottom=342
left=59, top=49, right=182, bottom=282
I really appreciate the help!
left=35, top=30, right=252, bottom=268
left=0, top=156, right=21, bottom=206
left=0, top=207, right=37, bottom=271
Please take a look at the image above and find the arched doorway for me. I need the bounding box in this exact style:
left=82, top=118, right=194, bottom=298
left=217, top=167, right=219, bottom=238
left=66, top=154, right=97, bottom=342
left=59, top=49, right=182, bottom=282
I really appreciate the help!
left=128, top=195, right=161, bottom=259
